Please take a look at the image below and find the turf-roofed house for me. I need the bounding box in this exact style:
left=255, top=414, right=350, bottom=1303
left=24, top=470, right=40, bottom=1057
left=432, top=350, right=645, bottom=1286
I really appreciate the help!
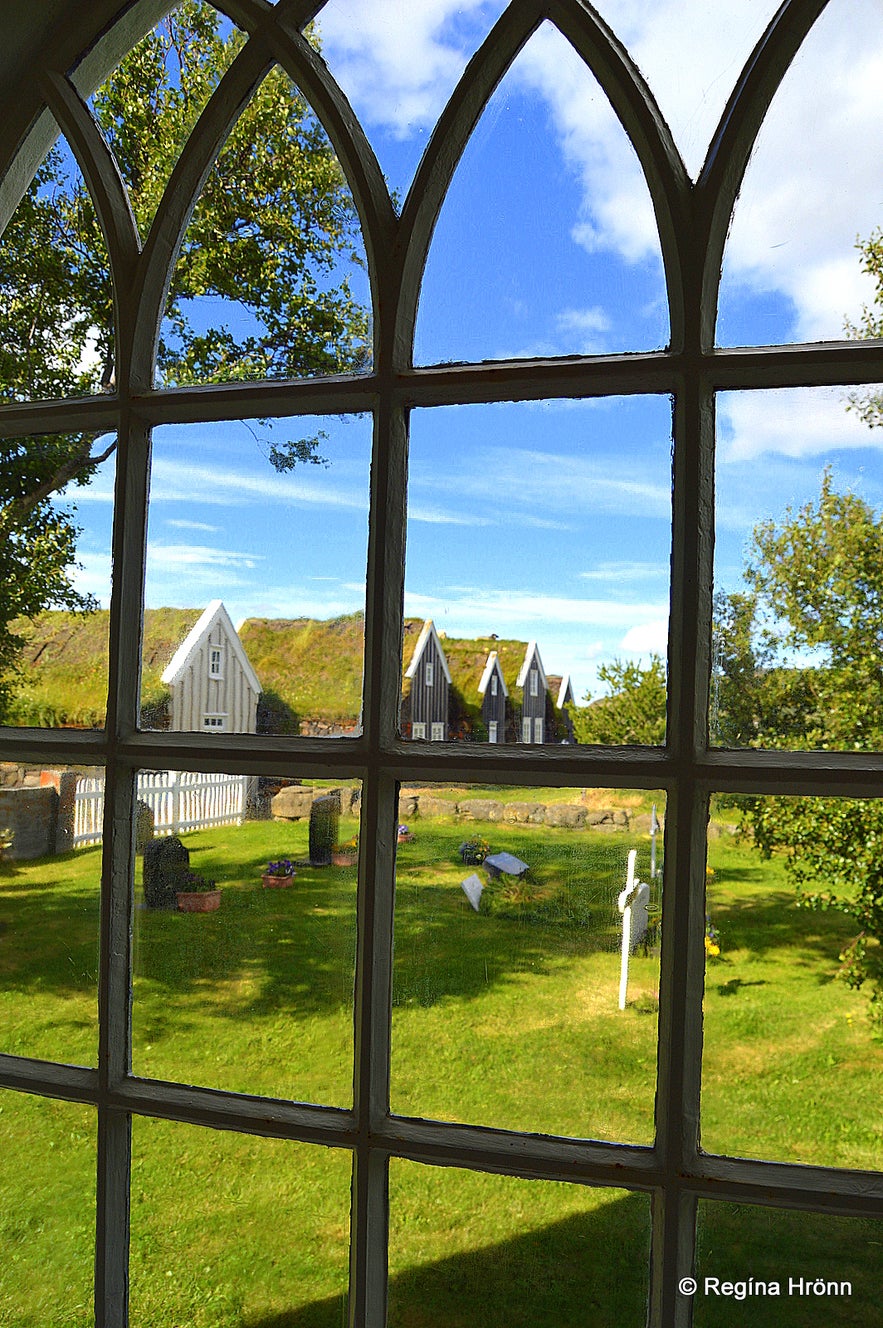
left=401, top=620, right=576, bottom=744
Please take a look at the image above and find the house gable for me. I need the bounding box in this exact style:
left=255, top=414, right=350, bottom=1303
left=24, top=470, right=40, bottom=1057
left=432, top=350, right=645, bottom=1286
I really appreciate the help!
left=161, top=599, right=261, bottom=695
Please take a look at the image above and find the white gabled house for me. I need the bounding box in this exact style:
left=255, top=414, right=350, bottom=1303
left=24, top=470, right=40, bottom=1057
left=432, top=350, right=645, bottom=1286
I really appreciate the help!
left=161, top=600, right=261, bottom=734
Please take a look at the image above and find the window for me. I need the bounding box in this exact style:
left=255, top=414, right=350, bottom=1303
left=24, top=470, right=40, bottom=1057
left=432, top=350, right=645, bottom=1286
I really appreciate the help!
left=209, top=647, right=223, bottom=678
left=491, top=674, right=498, bottom=697
left=1, top=5, right=881, bottom=1326
left=424, top=660, right=433, bottom=687
left=488, top=720, right=498, bottom=743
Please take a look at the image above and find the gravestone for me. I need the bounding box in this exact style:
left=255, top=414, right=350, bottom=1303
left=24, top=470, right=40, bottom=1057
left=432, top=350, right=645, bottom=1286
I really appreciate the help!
left=143, top=835, right=190, bottom=909
left=309, top=793, right=340, bottom=867
left=617, top=848, right=651, bottom=1009
left=134, top=799, right=155, bottom=853
left=484, top=851, right=530, bottom=879
left=461, top=873, right=484, bottom=912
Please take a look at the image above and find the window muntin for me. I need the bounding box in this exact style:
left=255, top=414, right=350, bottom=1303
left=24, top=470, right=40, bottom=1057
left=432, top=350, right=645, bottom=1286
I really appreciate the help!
left=0, top=4, right=880, bottom=1324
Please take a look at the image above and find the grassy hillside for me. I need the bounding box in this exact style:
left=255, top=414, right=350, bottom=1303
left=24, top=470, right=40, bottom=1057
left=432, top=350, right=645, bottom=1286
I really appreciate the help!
left=239, top=612, right=370, bottom=727
left=5, top=609, right=201, bottom=729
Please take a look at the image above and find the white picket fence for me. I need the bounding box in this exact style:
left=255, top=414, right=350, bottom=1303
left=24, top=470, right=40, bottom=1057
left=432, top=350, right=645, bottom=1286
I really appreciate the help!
left=73, top=770, right=248, bottom=848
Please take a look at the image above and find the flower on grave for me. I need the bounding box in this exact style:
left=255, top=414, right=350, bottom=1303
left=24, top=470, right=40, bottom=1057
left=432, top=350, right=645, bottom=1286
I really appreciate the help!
left=181, top=871, right=217, bottom=892
left=336, top=834, right=358, bottom=853
left=705, top=916, right=721, bottom=958
left=266, top=859, right=295, bottom=878
left=458, top=837, right=490, bottom=865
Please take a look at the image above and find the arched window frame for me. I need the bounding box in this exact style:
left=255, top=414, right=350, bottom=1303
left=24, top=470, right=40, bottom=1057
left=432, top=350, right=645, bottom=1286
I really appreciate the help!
left=0, top=2, right=882, bottom=1325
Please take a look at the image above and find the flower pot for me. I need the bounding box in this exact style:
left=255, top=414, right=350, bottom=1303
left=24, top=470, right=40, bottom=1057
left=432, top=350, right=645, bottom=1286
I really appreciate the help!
left=176, top=889, right=221, bottom=912
left=262, top=873, right=295, bottom=889
left=331, top=852, right=356, bottom=868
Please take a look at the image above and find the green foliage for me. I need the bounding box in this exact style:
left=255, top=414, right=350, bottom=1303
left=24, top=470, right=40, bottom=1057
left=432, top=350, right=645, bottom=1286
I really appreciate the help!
left=570, top=655, right=666, bottom=746
left=0, top=2, right=369, bottom=716
left=846, top=226, right=883, bottom=427
left=730, top=469, right=883, bottom=1026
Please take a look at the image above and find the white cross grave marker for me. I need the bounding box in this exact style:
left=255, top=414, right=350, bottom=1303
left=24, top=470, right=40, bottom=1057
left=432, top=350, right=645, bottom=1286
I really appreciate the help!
left=618, top=848, right=650, bottom=1010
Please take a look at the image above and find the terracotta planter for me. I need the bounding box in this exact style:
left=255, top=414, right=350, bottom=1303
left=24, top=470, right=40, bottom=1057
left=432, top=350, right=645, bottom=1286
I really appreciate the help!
left=331, top=852, right=356, bottom=868
left=176, top=889, right=221, bottom=913
left=262, top=873, right=295, bottom=889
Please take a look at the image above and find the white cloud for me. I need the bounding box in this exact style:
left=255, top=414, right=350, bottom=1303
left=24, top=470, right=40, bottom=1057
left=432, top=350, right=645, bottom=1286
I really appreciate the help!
left=165, top=518, right=221, bottom=532
left=318, top=0, right=883, bottom=341
left=620, top=619, right=669, bottom=654
left=147, top=542, right=263, bottom=571
left=580, top=560, right=668, bottom=583
left=149, top=458, right=368, bottom=512
left=718, top=386, right=879, bottom=462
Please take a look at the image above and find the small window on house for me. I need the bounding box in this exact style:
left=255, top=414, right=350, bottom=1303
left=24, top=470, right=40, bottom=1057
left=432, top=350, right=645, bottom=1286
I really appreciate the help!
left=491, top=674, right=498, bottom=697
left=411, top=722, right=426, bottom=740
left=430, top=722, right=445, bottom=742
left=534, top=717, right=544, bottom=744
left=209, top=647, right=223, bottom=678
left=203, top=714, right=226, bottom=731
left=530, top=668, right=538, bottom=697
left=522, top=717, right=532, bottom=743
left=488, top=720, right=498, bottom=743
left=425, top=661, right=434, bottom=687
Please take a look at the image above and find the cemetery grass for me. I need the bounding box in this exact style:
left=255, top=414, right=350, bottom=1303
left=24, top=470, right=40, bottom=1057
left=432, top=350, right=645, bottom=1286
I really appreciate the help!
left=1, top=820, right=882, bottom=1326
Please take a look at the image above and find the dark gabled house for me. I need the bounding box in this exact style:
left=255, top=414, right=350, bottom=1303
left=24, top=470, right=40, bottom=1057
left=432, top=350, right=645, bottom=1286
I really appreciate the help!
left=516, top=641, right=548, bottom=743
left=402, top=619, right=452, bottom=740
left=548, top=672, right=576, bottom=744
left=477, top=650, right=508, bottom=743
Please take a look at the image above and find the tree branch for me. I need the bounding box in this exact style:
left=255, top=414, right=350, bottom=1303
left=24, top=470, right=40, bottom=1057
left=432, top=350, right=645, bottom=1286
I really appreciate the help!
left=0, top=435, right=117, bottom=535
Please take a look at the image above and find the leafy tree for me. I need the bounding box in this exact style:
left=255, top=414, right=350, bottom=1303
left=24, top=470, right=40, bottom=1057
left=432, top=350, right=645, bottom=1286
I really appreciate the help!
left=0, top=1, right=368, bottom=714
left=732, top=471, right=883, bottom=1027
left=570, top=655, right=666, bottom=746
left=845, top=225, right=883, bottom=428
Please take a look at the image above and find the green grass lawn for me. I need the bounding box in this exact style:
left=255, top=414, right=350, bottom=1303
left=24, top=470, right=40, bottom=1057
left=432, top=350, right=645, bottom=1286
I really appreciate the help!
left=1, top=810, right=881, bottom=1326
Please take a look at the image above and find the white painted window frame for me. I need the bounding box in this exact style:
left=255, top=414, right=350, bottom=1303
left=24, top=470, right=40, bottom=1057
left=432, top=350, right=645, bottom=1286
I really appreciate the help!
left=424, top=660, right=433, bottom=687
left=522, top=717, right=532, bottom=744
left=488, top=720, right=498, bottom=743
left=411, top=722, right=426, bottom=740
left=430, top=721, right=445, bottom=742
left=203, top=713, right=227, bottom=731
left=533, top=717, right=543, bottom=744
left=209, top=647, right=223, bottom=679
left=0, top=4, right=881, bottom=1327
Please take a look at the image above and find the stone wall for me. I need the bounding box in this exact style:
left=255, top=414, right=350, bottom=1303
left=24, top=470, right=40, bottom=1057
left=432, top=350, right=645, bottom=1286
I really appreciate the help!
left=396, top=788, right=655, bottom=832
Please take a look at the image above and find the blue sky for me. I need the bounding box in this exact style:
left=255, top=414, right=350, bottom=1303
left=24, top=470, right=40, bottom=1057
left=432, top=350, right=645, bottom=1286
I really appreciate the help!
left=61, top=0, right=883, bottom=703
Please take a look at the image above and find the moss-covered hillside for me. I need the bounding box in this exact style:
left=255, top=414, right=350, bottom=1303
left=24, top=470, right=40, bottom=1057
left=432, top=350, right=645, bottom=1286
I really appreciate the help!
left=238, top=613, right=369, bottom=727
left=5, top=608, right=201, bottom=728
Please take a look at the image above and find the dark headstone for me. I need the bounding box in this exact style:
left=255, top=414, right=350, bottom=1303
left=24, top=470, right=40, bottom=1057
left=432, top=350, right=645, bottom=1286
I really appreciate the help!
left=143, top=835, right=190, bottom=909
left=309, top=793, right=339, bottom=867
left=134, top=800, right=155, bottom=853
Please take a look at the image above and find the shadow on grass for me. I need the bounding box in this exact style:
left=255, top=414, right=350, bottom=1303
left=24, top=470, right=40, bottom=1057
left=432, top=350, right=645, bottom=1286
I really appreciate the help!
left=239, top=1192, right=881, bottom=1328
left=709, top=892, right=856, bottom=967
left=243, top=1193, right=651, bottom=1328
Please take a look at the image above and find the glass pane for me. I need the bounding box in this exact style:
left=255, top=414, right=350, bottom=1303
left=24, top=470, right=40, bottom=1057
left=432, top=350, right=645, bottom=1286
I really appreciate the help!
left=404, top=398, right=671, bottom=744
left=0, top=128, right=115, bottom=401
left=0, top=766, right=101, bottom=1064
left=141, top=415, right=369, bottom=736
left=130, top=1118, right=350, bottom=1326
left=588, top=2, right=782, bottom=182
left=159, top=63, right=371, bottom=386
left=0, top=1092, right=94, bottom=1328
left=308, top=0, right=509, bottom=208
left=132, top=772, right=359, bottom=1104
left=83, top=2, right=245, bottom=236
left=389, top=1161, right=651, bottom=1327
left=1, top=434, right=114, bottom=729
left=718, top=0, right=883, bottom=346
left=702, top=797, right=883, bottom=1169
left=416, top=22, right=668, bottom=365
left=392, top=784, right=664, bottom=1141
left=712, top=386, right=883, bottom=752
left=695, top=1201, right=882, bottom=1327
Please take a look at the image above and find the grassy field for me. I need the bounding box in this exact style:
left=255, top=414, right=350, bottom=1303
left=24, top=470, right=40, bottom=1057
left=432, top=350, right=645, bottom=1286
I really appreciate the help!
left=1, top=805, right=881, bottom=1325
